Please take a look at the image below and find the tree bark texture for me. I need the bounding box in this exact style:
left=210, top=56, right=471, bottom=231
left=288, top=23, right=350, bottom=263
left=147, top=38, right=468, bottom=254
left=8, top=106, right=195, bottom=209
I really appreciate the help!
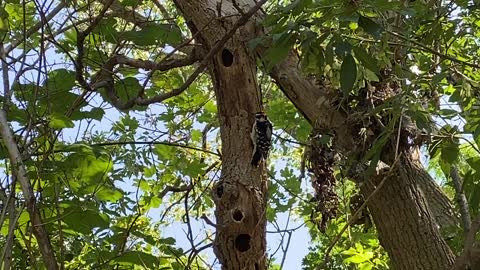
left=173, top=1, right=268, bottom=269
left=173, top=0, right=458, bottom=268
left=268, top=50, right=458, bottom=268
left=361, top=154, right=455, bottom=269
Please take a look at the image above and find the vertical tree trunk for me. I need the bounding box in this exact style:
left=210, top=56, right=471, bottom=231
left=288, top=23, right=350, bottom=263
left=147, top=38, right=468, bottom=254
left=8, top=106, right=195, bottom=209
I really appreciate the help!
left=173, top=1, right=267, bottom=269
left=173, top=0, right=458, bottom=268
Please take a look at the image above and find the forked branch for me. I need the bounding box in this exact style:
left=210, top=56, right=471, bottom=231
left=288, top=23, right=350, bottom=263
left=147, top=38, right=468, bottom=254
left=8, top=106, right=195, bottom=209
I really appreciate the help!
left=0, top=110, right=58, bottom=270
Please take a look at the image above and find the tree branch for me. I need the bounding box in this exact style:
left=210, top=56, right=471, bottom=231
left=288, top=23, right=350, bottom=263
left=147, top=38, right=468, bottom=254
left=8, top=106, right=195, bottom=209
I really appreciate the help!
left=387, top=30, right=480, bottom=69
left=92, top=140, right=221, bottom=157
left=268, top=50, right=459, bottom=230
left=453, top=215, right=480, bottom=269
left=449, top=166, right=471, bottom=234
left=94, top=0, right=268, bottom=110
left=90, top=51, right=202, bottom=110
left=75, top=0, right=116, bottom=92
left=6, top=1, right=66, bottom=53
left=158, top=184, right=193, bottom=199
left=323, top=156, right=401, bottom=265
left=0, top=110, right=58, bottom=270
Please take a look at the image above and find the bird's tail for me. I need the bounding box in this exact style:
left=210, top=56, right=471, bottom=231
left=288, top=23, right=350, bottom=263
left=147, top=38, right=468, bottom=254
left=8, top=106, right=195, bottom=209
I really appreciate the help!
left=251, top=150, right=262, bottom=167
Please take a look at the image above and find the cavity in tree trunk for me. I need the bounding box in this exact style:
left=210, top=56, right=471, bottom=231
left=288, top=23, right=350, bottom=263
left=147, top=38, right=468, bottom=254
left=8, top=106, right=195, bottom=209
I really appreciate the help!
left=173, top=1, right=268, bottom=269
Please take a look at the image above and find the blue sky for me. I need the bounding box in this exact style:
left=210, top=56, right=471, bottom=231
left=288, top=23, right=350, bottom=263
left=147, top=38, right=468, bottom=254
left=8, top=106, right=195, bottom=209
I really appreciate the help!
left=0, top=3, right=316, bottom=267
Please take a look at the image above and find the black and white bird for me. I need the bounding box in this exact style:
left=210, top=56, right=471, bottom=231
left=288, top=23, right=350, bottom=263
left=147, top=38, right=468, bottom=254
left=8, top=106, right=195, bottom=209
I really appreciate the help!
left=251, top=111, right=273, bottom=167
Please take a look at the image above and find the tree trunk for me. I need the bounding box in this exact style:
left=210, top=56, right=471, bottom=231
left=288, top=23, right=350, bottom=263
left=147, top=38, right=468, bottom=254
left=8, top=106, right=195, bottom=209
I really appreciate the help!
left=270, top=52, right=457, bottom=228
left=269, top=52, right=457, bottom=268
left=173, top=0, right=458, bottom=268
left=172, top=1, right=267, bottom=269
left=362, top=154, right=455, bottom=269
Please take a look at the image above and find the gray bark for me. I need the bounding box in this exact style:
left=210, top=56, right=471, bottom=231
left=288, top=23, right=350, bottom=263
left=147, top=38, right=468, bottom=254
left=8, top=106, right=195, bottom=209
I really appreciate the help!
left=172, top=1, right=268, bottom=269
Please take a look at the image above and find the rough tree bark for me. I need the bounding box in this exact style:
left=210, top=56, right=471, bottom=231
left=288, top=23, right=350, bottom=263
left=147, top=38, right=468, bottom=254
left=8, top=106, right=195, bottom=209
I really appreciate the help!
left=173, top=0, right=458, bottom=269
left=173, top=1, right=268, bottom=269
left=361, top=155, right=455, bottom=269
left=269, top=52, right=457, bottom=269
left=270, top=51, right=456, bottom=228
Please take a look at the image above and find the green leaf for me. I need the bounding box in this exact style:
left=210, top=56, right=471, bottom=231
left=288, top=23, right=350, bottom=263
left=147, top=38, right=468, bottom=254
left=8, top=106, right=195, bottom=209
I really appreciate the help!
left=263, top=33, right=296, bottom=69
left=358, top=16, right=383, bottom=39
left=334, top=37, right=352, bottom=58
left=113, top=77, right=142, bottom=102
left=62, top=148, right=113, bottom=190
left=182, top=159, right=206, bottom=177
left=45, top=69, right=76, bottom=93
left=111, top=251, right=159, bottom=268
left=364, top=69, right=380, bottom=82
left=353, top=46, right=379, bottom=73
left=325, top=40, right=334, bottom=66
left=95, top=187, right=123, bottom=202
left=49, top=113, right=74, bottom=129
left=63, top=206, right=110, bottom=234
left=87, top=107, right=105, bottom=121
left=438, top=109, right=458, bottom=119
left=344, top=254, right=369, bottom=264
left=266, top=205, right=276, bottom=222
left=359, top=262, right=374, bottom=270
left=154, top=144, right=175, bottom=160
left=93, top=17, right=118, bottom=43
left=440, top=141, right=459, bottom=165
left=248, top=37, right=265, bottom=51
left=121, top=24, right=182, bottom=46
left=340, top=54, right=357, bottom=94
left=159, top=237, right=176, bottom=245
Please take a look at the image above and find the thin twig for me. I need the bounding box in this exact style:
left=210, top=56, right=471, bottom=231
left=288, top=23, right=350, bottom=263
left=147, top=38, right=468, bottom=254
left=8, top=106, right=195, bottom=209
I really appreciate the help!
left=0, top=42, right=11, bottom=110
left=273, top=133, right=308, bottom=146
left=158, top=184, right=193, bottom=199
left=6, top=1, right=66, bottom=53
left=387, top=30, right=480, bottom=69
left=33, top=140, right=221, bottom=158
left=200, top=214, right=217, bottom=228
left=279, top=231, right=292, bottom=270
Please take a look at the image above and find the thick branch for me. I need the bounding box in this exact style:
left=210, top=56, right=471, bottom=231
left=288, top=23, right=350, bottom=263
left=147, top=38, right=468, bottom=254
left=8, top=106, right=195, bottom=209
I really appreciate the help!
left=95, top=0, right=266, bottom=110
left=268, top=50, right=458, bottom=230
left=0, top=110, right=58, bottom=270
left=91, top=52, right=202, bottom=91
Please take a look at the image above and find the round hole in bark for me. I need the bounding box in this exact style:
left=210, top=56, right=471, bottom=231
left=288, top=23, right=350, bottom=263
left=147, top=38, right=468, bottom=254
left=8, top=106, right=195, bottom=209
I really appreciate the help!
left=234, top=234, right=251, bottom=252
left=216, top=184, right=223, bottom=198
left=221, top=49, right=234, bottom=67
left=232, top=209, right=244, bottom=222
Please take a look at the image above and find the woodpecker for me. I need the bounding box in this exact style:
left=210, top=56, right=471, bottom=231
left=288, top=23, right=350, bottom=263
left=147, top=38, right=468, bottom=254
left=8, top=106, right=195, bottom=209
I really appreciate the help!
left=251, top=111, right=273, bottom=167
